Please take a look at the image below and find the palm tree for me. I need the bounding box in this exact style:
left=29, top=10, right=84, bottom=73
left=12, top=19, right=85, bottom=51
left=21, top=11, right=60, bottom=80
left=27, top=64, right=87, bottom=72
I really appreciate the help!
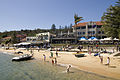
left=74, top=14, right=83, bottom=43
left=74, top=14, right=83, bottom=25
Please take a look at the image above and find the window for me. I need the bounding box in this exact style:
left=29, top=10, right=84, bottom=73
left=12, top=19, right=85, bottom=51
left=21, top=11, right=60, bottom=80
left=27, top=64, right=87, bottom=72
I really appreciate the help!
left=81, top=26, right=86, bottom=29
left=93, top=31, right=95, bottom=34
left=83, top=32, right=85, bottom=34
left=88, top=31, right=91, bottom=34
left=98, top=31, right=101, bottom=34
left=88, top=25, right=92, bottom=28
left=78, top=32, right=81, bottom=35
left=102, top=31, right=104, bottom=34
left=76, top=27, right=80, bottom=29
left=93, top=25, right=96, bottom=28
left=88, top=31, right=95, bottom=34
left=97, top=25, right=102, bottom=28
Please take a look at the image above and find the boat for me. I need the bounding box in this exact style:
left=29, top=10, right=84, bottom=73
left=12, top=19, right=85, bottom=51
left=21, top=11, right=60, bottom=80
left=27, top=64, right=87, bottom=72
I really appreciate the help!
left=75, top=54, right=85, bottom=57
left=14, top=51, right=23, bottom=54
left=94, top=53, right=99, bottom=56
left=12, top=54, right=33, bottom=61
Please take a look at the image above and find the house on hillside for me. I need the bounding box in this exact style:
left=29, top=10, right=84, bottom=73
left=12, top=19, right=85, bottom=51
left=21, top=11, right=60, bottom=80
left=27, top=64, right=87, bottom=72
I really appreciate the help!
left=16, top=34, right=27, bottom=42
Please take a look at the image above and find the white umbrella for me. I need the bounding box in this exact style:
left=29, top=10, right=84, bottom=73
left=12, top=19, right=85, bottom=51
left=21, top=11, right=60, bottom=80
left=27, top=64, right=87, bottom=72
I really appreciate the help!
left=88, top=38, right=92, bottom=41
left=88, top=37, right=98, bottom=41
left=103, top=37, right=112, bottom=40
left=113, top=38, right=119, bottom=41
left=92, top=38, right=98, bottom=41
left=79, top=37, right=87, bottom=41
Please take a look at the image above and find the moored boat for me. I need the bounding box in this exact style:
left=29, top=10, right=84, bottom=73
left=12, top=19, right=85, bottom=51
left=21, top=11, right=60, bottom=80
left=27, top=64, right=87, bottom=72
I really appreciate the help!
left=14, top=51, right=23, bottom=54
left=12, top=54, right=33, bottom=61
left=75, top=54, right=85, bottom=57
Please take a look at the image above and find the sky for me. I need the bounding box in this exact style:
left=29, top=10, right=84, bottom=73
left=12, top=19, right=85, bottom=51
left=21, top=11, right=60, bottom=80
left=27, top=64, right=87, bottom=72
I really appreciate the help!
left=0, top=0, right=118, bottom=32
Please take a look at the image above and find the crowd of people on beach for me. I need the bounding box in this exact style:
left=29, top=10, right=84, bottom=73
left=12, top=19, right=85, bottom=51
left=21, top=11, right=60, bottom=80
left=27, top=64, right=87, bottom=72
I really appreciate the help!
left=43, top=51, right=58, bottom=65
left=42, top=50, right=72, bottom=73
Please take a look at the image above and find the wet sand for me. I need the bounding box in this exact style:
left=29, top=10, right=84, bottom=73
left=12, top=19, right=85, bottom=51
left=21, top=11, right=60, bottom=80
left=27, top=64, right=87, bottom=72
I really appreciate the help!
left=0, top=48, right=120, bottom=79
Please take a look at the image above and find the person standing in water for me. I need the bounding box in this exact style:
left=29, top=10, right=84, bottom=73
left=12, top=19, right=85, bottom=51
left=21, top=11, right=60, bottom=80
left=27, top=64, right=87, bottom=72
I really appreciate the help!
left=56, top=50, right=58, bottom=57
left=51, top=52, right=53, bottom=58
left=52, top=59, right=54, bottom=65
left=43, top=54, right=46, bottom=61
left=100, top=56, right=103, bottom=64
left=107, top=57, right=110, bottom=65
left=30, top=49, right=33, bottom=54
left=55, top=58, right=57, bottom=65
left=67, top=65, right=71, bottom=73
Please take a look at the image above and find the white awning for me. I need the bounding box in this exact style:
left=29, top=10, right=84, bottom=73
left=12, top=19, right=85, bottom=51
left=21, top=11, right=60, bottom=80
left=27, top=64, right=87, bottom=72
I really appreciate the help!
left=14, top=42, right=31, bottom=46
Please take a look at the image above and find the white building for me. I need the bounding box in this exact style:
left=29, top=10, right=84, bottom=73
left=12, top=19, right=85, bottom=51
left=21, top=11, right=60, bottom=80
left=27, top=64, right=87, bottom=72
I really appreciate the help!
left=73, top=21, right=106, bottom=39
left=26, top=37, right=37, bottom=42
left=36, top=32, right=55, bottom=42
left=26, top=32, right=55, bottom=43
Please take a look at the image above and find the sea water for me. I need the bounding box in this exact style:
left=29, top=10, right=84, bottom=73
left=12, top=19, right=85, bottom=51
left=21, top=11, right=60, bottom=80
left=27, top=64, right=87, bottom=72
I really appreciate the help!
left=0, top=52, right=118, bottom=80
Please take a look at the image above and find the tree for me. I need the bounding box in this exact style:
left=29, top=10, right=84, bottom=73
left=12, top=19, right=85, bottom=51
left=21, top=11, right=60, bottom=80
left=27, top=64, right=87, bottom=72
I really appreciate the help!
left=59, top=25, right=62, bottom=33
left=63, top=25, right=68, bottom=33
left=74, top=14, right=83, bottom=25
left=11, top=32, right=17, bottom=44
left=74, top=14, right=83, bottom=43
left=69, top=24, right=73, bottom=32
left=101, top=0, right=120, bottom=39
left=51, top=24, right=56, bottom=34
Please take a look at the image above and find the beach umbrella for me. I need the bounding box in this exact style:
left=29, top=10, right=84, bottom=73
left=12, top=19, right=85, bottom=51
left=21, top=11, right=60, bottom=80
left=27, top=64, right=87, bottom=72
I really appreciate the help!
left=79, top=37, right=87, bottom=41
left=88, top=38, right=92, bottom=41
left=92, top=37, right=98, bottom=41
left=103, top=37, right=112, bottom=41
left=88, top=37, right=98, bottom=41
left=100, top=39, right=104, bottom=41
left=113, top=38, right=119, bottom=41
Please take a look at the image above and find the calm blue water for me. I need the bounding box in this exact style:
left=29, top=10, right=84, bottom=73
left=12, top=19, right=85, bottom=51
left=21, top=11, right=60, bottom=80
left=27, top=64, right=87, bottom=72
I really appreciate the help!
left=0, top=52, right=118, bottom=80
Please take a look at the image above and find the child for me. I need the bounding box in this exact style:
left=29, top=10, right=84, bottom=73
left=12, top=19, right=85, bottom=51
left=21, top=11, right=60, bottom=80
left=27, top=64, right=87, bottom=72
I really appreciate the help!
left=67, top=65, right=71, bottom=73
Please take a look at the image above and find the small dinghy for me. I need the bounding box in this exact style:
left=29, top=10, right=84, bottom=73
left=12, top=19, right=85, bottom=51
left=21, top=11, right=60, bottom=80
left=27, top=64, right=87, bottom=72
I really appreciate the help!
left=12, top=54, right=33, bottom=61
left=75, top=54, right=85, bottom=57
left=94, top=53, right=99, bottom=56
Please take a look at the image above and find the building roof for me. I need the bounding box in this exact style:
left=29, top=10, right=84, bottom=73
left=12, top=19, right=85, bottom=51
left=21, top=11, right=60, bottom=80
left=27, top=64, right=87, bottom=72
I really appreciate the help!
left=73, top=21, right=103, bottom=27
left=2, top=36, right=11, bottom=40
left=16, top=34, right=26, bottom=38
left=20, top=38, right=26, bottom=42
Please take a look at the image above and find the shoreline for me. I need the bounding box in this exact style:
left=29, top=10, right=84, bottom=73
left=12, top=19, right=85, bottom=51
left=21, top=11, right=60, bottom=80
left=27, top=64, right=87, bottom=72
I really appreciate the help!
left=0, top=48, right=120, bottom=80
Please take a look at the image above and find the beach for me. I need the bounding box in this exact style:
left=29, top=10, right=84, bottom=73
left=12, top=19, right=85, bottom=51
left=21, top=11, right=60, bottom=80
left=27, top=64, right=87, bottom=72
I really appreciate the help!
left=0, top=48, right=120, bottom=80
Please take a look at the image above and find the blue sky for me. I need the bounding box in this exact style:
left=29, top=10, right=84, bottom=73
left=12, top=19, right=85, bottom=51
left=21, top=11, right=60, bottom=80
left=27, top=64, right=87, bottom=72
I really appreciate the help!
left=0, top=0, right=118, bottom=32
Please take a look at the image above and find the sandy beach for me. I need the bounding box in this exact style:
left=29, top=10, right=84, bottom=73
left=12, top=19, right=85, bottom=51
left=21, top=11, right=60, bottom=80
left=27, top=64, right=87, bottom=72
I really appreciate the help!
left=0, top=48, right=120, bottom=79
